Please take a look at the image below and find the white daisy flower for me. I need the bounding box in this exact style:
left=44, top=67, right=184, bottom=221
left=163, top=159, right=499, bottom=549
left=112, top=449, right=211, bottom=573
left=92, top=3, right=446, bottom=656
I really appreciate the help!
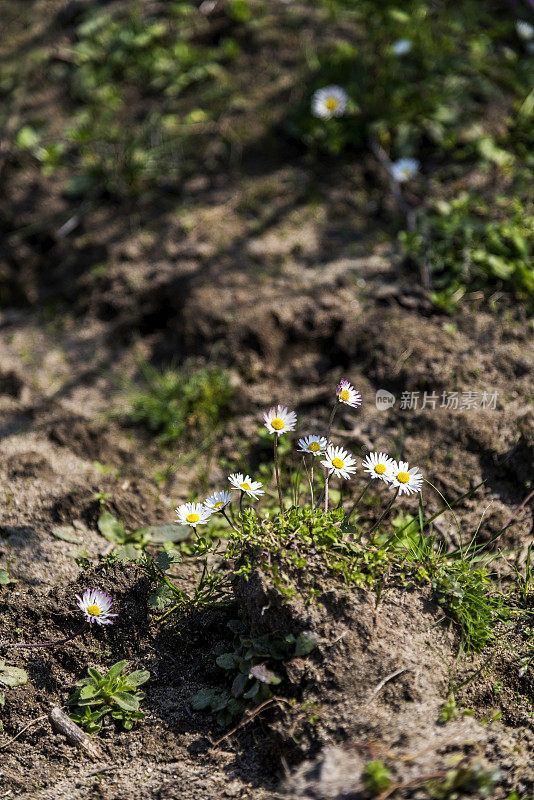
left=362, top=451, right=396, bottom=482
left=204, top=490, right=232, bottom=513
left=263, top=405, right=297, bottom=436
left=336, top=379, right=362, bottom=409
left=390, top=158, right=420, bottom=183
left=311, top=86, right=348, bottom=119
left=321, top=445, right=358, bottom=480
left=391, top=38, right=412, bottom=55
left=176, top=501, right=212, bottom=527
left=297, top=435, right=328, bottom=456
left=388, top=460, right=423, bottom=496
left=76, top=588, right=117, bottom=626
left=516, top=20, right=534, bottom=40
left=228, top=473, right=265, bottom=500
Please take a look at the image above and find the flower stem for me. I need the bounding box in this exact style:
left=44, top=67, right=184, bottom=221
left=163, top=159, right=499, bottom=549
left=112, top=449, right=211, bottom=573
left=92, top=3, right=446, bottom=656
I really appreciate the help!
left=10, top=621, right=88, bottom=649
left=274, top=435, right=284, bottom=518
left=222, top=508, right=239, bottom=533
left=302, top=457, right=314, bottom=510
left=346, top=479, right=373, bottom=521
left=324, top=469, right=330, bottom=513
left=368, top=488, right=399, bottom=535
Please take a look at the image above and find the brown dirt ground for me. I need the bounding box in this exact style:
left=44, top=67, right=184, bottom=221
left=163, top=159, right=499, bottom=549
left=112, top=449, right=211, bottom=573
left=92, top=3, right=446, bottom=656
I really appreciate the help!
left=0, top=2, right=533, bottom=797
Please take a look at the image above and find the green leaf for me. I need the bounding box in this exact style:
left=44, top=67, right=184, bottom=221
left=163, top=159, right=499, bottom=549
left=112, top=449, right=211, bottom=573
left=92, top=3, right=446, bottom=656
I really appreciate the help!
left=294, top=631, right=318, bottom=657
left=97, top=511, right=127, bottom=544
left=231, top=672, right=248, bottom=698
left=114, top=543, right=143, bottom=562
left=147, top=525, right=191, bottom=543
left=111, top=691, right=139, bottom=712
left=0, top=569, right=14, bottom=585
left=87, top=667, right=103, bottom=682
left=51, top=526, right=82, bottom=544
left=124, top=670, right=150, bottom=688
left=155, top=550, right=181, bottom=571
left=16, top=125, right=40, bottom=150
left=0, top=664, right=28, bottom=687
left=243, top=681, right=260, bottom=700
left=190, top=688, right=215, bottom=711
left=216, top=653, right=235, bottom=670
left=79, top=684, right=97, bottom=700
left=210, top=691, right=229, bottom=712
left=105, top=661, right=128, bottom=683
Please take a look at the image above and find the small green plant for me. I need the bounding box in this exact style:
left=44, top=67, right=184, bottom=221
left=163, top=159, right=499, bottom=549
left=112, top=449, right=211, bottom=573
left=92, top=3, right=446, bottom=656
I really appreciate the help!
left=144, top=542, right=232, bottom=619
left=0, top=662, right=28, bottom=733
left=362, top=760, right=392, bottom=795
left=124, top=361, right=233, bottom=446
left=97, top=510, right=191, bottom=560
left=67, top=660, right=150, bottom=735
left=400, top=194, right=534, bottom=308
left=190, top=620, right=317, bottom=726
left=425, top=759, right=500, bottom=798
left=0, top=565, right=16, bottom=586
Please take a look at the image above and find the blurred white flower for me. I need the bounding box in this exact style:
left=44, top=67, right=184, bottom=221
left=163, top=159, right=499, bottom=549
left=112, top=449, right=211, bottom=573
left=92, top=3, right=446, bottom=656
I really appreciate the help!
left=516, top=20, right=534, bottom=40
left=204, top=490, right=232, bottom=512
left=390, top=158, right=420, bottom=182
left=392, top=38, right=412, bottom=55
left=311, top=86, right=348, bottom=119
left=297, top=435, right=328, bottom=456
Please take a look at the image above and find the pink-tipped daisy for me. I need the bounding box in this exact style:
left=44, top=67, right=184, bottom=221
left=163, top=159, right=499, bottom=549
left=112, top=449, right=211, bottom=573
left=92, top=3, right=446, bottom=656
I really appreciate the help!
left=297, top=435, right=328, bottom=456
left=176, top=502, right=212, bottom=527
left=321, top=445, right=358, bottom=480
left=336, top=380, right=362, bottom=409
left=76, top=589, right=117, bottom=626
left=228, top=473, right=265, bottom=500
left=362, top=452, right=396, bottom=483
left=204, top=490, right=232, bottom=513
left=388, top=460, right=423, bottom=496
left=263, top=405, right=297, bottom=436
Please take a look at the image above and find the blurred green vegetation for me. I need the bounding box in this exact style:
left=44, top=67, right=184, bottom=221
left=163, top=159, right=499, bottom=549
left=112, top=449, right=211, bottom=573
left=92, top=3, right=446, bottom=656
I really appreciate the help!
left=1, top=0, right=533, bottom=308
left=123, top=361, right=233, bottom=446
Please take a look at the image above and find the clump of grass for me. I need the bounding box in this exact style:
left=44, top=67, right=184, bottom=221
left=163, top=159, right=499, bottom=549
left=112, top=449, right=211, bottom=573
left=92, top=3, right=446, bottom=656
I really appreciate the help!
left=399, top=194, right=534, bottom=310
left=124, top=361, right=233, bottom=446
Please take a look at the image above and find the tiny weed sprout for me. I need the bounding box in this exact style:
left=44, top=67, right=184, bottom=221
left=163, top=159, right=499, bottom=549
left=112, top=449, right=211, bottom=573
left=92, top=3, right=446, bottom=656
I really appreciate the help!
left=68, top=661, right=150, bottom=735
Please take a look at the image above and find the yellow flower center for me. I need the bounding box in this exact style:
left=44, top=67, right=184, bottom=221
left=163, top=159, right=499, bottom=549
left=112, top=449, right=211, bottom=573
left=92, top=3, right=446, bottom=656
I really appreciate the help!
left=240, top=482, right=251, bottom=491
left=214, top=501, right=223, bottom=510
left=186, top=513, right=200, bottom=523
left=397, top=471, right=410, bottom=484
left=308, top=441, right=321, bottom=452
left=339, top=389, right=350, bottom=402
left=374, top=464, right=386, bottom=475
left=332, top=458, right=344, bottom=469
left=271, top=417, right=285, bottom=430
left=326, top=97, right=338, bottom=111
left=402, top=169, right=411, bottom=179
left=87, top=604, right=101, bottom=616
